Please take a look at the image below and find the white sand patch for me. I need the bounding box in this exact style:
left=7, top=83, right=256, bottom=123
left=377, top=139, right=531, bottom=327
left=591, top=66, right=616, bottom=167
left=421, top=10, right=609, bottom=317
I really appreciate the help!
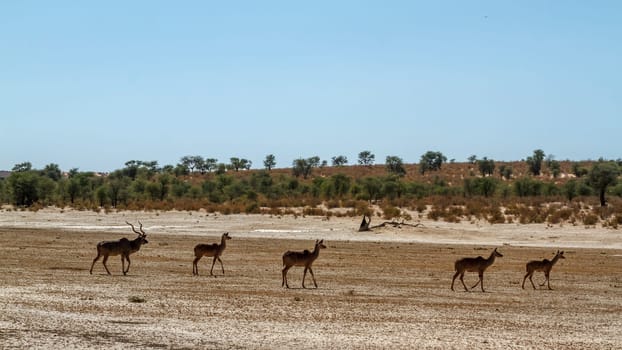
left=1, top=207, right=621, bottom=249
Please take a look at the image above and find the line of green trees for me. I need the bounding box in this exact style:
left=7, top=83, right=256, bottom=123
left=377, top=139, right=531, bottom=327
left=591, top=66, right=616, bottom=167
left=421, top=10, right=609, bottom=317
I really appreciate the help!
left=1, top=150, right=620, bottom=220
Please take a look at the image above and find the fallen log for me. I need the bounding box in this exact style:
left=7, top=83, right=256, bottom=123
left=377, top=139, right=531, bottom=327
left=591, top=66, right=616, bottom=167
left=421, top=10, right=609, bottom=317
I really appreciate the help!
left=357, top=215, right=423, bottom=232
left=371, top=221, right=424, bottom=229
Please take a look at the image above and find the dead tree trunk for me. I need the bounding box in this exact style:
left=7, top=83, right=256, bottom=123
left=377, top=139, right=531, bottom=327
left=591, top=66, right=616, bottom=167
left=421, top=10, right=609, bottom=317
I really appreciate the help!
left=358, top=215, right=371, bottom=232
left=357, top=215, right=423, bottom=231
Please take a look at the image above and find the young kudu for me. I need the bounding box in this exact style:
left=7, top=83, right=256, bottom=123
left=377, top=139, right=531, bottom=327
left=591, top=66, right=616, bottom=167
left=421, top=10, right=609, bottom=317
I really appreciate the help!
left=522, top=250, right=565, bottom=290
left=282, top=239, right=327, bottom=289
left=451, top=248, right=503, bottom=292
left=192, top=232, right=231, bottom=276
left=89, top=221, right=148, bottom=276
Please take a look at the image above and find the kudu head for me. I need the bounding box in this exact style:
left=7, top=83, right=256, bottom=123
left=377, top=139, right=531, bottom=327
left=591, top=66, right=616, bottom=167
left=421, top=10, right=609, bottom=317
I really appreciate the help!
left=492, top=248, right=503, bottom=258
left=126, top=221, right=149, bottom=245
left=556, top=250, right=565, bottom=259
left=316, top=239, right=327, bottom=250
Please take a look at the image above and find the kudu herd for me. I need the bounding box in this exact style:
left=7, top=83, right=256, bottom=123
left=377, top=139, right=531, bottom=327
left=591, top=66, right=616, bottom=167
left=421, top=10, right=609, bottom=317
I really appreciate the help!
left=88, top=220, right=567, bottom=293
left=450, top=248, right=568, bottom=292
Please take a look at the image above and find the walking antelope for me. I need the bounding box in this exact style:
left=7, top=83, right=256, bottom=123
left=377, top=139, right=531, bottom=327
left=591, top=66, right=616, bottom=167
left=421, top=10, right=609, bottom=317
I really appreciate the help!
left=89, top=221, right=149, bottom=275
left=522, top=250, right=565, bottom=290
left=451, top=248, right=503, bottom=292
left=192, top=232, right=231, bottom=276
left=282, top=239, right=327, bottom=289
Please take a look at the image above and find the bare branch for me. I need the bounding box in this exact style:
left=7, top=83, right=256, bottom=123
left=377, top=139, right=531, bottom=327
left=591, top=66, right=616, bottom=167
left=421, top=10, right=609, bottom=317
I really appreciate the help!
left=357, top=215, right=423, bottom=232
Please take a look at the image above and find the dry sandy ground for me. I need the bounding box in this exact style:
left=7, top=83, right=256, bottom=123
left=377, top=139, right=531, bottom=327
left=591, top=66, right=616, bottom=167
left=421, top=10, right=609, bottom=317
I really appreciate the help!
left=1, top=208, right=621, bottom=349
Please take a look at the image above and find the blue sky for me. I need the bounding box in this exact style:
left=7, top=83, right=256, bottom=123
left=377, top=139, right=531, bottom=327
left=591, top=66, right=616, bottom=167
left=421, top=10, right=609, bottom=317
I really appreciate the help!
left=1, top=1, right=620, bottom=172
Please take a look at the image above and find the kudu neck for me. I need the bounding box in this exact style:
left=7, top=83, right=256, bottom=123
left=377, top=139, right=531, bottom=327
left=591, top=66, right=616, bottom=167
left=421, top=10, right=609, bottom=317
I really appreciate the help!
left=130, top=235, right=145, bottom=249
left=551, top=253, right=561, bottom=265
left=311, top=243, right=321, bottom=257
left=486, top=251, right=498, bottom=266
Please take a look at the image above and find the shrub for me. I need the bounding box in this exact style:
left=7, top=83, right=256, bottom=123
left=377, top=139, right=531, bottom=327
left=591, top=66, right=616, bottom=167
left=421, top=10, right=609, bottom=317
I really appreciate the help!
left=514, top=177, right=543, bottom=197
left=245, top=202, right=260, bottom=214
left=583, top=213, right=599, bottom=226
left=382, top=205, right=402, bottom=220
left=427, top=207, right=443, bottom=221
left=128, top=296, right=146, bottom=303
left=302, top=207, right=327, bottom=216
left=486, top=207, right=506, bottom=224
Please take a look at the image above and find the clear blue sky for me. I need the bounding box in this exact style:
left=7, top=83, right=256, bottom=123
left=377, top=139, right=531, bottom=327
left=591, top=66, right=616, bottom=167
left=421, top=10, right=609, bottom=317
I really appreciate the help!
left=2, top=1, right=621, bottom=172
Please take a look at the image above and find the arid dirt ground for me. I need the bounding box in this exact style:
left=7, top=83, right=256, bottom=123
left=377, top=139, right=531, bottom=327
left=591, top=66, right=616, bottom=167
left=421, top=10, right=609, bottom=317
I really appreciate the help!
left=1, top=208, right=621, bottom=349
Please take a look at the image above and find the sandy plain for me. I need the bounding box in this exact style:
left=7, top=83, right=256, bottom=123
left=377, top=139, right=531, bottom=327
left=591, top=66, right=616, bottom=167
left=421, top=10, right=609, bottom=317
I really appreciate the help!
left=1, top=207, right=621, bottom=349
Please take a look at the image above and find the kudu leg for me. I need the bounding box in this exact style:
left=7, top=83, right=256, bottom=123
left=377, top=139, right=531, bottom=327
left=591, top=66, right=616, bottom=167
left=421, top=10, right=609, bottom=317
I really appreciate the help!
left=471, top=273, right=484, bottom=292
left=451, top=271, right=460, bottom=291
left=544, top=272, right=552, bottom=290
left=192, top=256, right=201, bottom=276
left=302, top=267, right=308, bottom=288
left=282, top=266, right=291, bottom=288
left=308, top=267, right=318, bottom=288
left=217, top=257, right=225, bottom=275
left=529, top=275, right=537, bottom=289
left=459, top=273, right=469, bottom=291
left=123, top=254, right=131, bottom=275
left=102, top=255, right=111, bottom=275
left=539, top=273, right=548, bottom=287
left=523, top=272, right=536, bottom=289
left=90, top=254, right=101, bottom=274
left=210, top=256, right=217, bottom=276
left=470, top=277, right=481, bottom=290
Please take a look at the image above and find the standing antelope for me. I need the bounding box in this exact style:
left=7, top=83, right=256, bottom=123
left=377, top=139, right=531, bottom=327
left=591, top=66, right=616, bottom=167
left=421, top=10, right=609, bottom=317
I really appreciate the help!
left=89, top=221, right=149, bottom=276
left=522, top=250, right=565, bottom=290
left=451, top=248, right=503, bottom=292
left=282, top=239, right=327, bottom=289
left=192, top=232, right=231, bottom=276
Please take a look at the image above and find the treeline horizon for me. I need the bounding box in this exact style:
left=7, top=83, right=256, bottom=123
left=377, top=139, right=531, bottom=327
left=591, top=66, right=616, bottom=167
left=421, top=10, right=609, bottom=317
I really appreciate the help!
left=1, top=150, right=621, bottom=228
left=2, top=151, right=619, bottom=174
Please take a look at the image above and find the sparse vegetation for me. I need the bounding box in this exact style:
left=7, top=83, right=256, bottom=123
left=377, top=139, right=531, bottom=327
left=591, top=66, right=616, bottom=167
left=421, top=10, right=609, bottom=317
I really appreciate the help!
left=0, top=155, right=620, bottom=227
